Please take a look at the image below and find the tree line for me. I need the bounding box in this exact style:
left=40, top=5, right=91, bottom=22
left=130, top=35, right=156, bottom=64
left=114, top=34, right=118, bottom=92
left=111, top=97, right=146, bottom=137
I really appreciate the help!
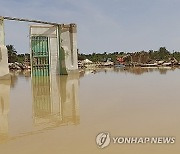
left=78, top=47, right=180, bottom=64
left=6, top=45, right=180, bottom=64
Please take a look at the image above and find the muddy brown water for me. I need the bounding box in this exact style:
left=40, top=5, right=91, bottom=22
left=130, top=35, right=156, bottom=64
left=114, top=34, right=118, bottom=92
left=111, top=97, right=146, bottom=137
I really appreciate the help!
left=0, top=67, right=180, bottom=154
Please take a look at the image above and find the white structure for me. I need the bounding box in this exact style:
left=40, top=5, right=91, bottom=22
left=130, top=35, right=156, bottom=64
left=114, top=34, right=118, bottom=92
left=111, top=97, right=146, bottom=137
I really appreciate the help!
left=83, top=59, right=93, bottom=64
left=0, top=17, right=9, bottom=79
left=30, top=24, right=78, bottom=76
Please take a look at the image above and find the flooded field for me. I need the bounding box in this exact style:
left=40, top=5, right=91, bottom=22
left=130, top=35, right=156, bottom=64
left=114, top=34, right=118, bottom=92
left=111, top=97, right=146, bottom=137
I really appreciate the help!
left=0, top=67, right=180, bottom=154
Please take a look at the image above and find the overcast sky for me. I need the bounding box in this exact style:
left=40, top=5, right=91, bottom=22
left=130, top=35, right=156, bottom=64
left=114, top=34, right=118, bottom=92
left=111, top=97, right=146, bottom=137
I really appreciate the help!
left=1, top=0, right=180, bottom=54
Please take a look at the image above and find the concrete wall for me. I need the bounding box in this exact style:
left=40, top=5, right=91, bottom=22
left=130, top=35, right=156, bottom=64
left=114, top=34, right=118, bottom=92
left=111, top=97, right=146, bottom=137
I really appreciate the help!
left=0, top=17, right=9, bottom=79
left=61, top=24, right=78, bottom=72
left=0, top=46, right=9, bottom=79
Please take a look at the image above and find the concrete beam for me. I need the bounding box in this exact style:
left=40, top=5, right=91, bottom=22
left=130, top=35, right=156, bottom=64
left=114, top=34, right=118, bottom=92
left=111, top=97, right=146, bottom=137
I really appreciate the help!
left=3, top=16, right=59, bottom=25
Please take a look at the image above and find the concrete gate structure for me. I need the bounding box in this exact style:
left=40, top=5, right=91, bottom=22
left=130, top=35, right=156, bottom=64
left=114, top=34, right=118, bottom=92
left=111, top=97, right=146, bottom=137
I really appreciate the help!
left=30, top=23, right=78, bottom=76
left=0, top=16, right=78, bottom=78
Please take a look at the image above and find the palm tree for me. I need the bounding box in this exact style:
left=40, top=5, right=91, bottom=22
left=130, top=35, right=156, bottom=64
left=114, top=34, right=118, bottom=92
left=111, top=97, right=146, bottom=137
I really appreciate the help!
left=6, top=45, right=17, bottom=63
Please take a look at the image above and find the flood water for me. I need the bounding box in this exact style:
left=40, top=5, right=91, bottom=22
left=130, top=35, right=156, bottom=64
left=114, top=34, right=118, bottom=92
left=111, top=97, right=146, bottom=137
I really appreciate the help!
left=0, top=67, right=180, bottom=154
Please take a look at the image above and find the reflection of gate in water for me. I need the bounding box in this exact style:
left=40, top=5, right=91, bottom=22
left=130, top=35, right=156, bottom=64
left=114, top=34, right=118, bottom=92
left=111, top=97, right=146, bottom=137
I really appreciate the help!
left=32, top=74, right=80, bottom=127
left=31, top=36, right=49, bottom=76
left=32, top=76, right=51, bottom=117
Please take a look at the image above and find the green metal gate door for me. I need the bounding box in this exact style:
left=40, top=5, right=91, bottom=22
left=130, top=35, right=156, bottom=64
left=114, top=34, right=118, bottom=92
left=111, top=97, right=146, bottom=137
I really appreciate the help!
left=31, top=36, right=49, bottom=76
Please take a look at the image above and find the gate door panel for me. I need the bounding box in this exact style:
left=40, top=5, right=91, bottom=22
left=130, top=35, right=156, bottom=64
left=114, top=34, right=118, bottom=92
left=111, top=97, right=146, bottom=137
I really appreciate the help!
left=31, top=36, right=49, bottom=76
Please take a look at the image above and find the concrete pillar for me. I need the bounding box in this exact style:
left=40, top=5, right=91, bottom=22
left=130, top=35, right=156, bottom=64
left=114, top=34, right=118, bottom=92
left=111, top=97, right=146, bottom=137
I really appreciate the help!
left=58, top=25, right=68, bottom=75
left=61, top=24, right=78, bottom=74
left=0, top=17, right=9, bottom=79
left=69, top=24, right=78, bottom=70
left=0, top=17, right=5, bottom=45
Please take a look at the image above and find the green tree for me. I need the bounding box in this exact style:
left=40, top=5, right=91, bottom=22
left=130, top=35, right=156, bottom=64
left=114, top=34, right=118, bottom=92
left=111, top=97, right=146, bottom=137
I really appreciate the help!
left=158, top=47, right=170, bottom=60
left=6, top=45, right=17, bottom=63
left=17, top=54, right=25, bottom=63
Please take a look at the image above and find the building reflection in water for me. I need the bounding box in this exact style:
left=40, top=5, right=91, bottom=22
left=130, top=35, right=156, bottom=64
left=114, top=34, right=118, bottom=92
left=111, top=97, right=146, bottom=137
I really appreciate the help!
left=0, top=79, right=11, bottom=142
left=32, top=73, right=80, bottom=128
left=0, top=72, right=80, bottom=143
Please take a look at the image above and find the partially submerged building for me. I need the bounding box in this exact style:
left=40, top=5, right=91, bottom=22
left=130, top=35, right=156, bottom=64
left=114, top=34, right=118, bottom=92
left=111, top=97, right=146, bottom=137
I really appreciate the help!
left=0, top=16, right=78, bottom=78
left=30, top=24, right=78, bottom=76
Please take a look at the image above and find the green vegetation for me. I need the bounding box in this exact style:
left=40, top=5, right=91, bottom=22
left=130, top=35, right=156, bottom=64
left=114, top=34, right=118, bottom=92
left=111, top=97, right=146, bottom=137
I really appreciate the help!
left=78, top=52, right=125, bottom=62
left=7, top=45, right=17, bottom=63
left=6, top=45, right=30, bottom=63
left=78, top=47, right=180, bottom=63
left=6, top=45, right=180, bottom=64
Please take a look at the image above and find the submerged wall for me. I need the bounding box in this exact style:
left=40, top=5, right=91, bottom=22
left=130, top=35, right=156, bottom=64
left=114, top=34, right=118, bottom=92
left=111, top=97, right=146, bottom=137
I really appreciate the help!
left=0, top=17, right=9, bottom=79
